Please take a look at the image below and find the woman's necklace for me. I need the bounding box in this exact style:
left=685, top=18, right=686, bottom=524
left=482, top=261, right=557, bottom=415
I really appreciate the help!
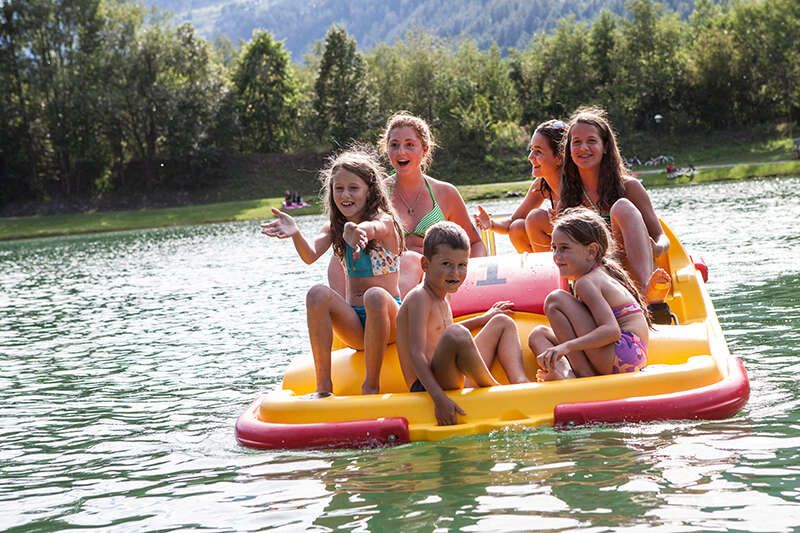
left=395, top=179, right=425, bottom=215
left=581, top=187, right=601, bottom=213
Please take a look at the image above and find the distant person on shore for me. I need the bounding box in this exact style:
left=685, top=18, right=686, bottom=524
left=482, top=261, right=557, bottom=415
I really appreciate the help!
left=328, top=112, right=486, bottom=297
left=261, top=148, right=404, bottom=395
left=473, top=119, right=567, bottom=252
left=284, top=190, right=293, bottom=207
left=396, top=221, right=529, bottom=425
left=529, top=208, right=650, bottom=380
left=558, top=106, right=673, bottom=324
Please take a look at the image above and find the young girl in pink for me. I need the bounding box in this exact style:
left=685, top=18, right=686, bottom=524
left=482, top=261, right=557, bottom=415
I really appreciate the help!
left=261, top=148, right=404, bottom=396
left=529, top=207, right=650, bottom=381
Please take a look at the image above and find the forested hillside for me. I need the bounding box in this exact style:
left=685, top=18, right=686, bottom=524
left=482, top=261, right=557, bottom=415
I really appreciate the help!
left=2, top=0, right=798, bottom=212
left=143, top=0, right=701, bottom=58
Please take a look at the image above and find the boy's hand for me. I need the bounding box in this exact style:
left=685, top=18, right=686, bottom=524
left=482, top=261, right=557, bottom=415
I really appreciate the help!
left=483, top=300, right=514, bottom=319
left=261, top=208, right=298, bottom=238
left=343, top=221, right=368, bottom=258
left=433, top=393, right=466, bottom=426
left=537, top=343, right=569, bottom=372
left=473, top=205, right=491, bottom=230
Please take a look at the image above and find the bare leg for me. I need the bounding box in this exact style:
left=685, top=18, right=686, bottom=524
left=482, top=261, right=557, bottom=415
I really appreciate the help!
left=327, top=256, right=346, bottom=297
left=508, top=219, right=533, bottom=252
left=525, top=208, right=554, bottom=252
left=543, top=290, right=617, bottom=376
left=473, top=314, right=528, bottom=384
left=399, top=251, right=423, bottom=297
left=430, top=324, right=500, bottom=390
left=610, top=198, right=670, bottom=302
left=528, top=325, right=575, bottom=381
left=306, top=284, right=364, bottom=395
left=361, top=287, right=400, bottom=394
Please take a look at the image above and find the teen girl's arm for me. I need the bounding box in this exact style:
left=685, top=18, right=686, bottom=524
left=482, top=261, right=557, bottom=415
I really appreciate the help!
left=261, top=207, right=332, bottom=264
left=437, top=181, right=487, bottom=257
left=537, top=278, right=621, bottom=368
left=474, top=182, right=546, bottom=233
left=624, top=179, right=670, bottom=257
left=398, top=292, right=466, bottom=426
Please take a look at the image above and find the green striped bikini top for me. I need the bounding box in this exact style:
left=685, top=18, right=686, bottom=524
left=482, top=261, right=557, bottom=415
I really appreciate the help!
left=399, top=178, right=446, bottom=237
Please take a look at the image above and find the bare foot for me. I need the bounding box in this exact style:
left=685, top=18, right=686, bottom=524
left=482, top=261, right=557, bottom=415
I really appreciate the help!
left=361, top=384, right=380, bottom=395
left=645, top=268, right=671, bottom=303
left=536, top=358, right=575, bottom=382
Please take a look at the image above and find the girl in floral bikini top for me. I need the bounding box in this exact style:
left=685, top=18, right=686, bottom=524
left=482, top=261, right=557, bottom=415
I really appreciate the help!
left=261, top=147, right=404, bottom=396
left=528, top=207, right=652, bottom=382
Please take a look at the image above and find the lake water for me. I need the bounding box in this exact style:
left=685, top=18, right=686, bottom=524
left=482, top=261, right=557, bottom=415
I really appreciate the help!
left=2, top=177, right=799, bottom=531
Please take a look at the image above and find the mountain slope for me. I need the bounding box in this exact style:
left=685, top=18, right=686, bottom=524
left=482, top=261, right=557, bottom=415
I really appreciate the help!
left=142, top=0, right=701, bottom=59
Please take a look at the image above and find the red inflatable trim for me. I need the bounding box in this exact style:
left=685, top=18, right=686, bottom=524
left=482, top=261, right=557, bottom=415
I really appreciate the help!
left=690, top=254, right=709, bottom=283
left=553, top=357, right=749, bottom=427
left=235, top=398, right=410, bottom=449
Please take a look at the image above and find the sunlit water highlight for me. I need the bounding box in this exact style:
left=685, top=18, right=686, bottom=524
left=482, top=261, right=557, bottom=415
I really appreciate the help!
left=1, top=177, right=799, bottom=531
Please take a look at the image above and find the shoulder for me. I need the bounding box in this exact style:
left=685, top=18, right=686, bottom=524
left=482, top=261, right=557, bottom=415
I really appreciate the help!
left=622, top=177, right=648, bottom=197
left=400, top=287, right=430, bottom=313
left=427, top=175, right=467, bottom=211
left=573, top=274, right=603, bottom=299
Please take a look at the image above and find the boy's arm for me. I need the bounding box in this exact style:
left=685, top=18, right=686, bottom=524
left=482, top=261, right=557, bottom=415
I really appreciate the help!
left=457, top=300, right=514, bottom=331
left=400, top=293, right=466, bottom=426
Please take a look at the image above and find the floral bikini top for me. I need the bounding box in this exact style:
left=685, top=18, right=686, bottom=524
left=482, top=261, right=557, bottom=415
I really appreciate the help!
left=342, top=241, right=400, bottom=278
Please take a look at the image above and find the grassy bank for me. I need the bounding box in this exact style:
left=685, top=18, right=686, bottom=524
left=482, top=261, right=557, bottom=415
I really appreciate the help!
left=2, top=160, right=799, bottom=242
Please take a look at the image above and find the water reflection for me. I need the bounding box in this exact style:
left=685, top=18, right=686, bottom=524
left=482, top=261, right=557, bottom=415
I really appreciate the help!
left=1, top=177, right=800, bottom=530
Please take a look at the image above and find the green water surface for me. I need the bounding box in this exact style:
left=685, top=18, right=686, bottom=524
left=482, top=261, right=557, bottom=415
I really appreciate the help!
left=1, top=178, right=799, bottom=531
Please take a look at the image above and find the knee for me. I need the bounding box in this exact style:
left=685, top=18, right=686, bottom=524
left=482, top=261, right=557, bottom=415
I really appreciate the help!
left=508, top=218, right=526, bottom=235
left=543, top=289, right=570, bottom=314
left=487, top=313, right=514, bottom=329
left=443, top=323, right=472, bottom=345
left=528, top=324, right=550, bottom=344
left=306, top=284, right=333, bottom=308
left=363, top=286, right=390, bottom=311
left=610, top=198, right=641, bottom=223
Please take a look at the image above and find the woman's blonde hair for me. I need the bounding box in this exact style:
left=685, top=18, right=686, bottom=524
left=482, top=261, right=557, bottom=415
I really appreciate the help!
left=379, top=111, right=437, bottom=172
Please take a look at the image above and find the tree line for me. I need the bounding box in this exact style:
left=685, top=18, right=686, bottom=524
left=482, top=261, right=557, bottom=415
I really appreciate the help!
left=1, top=0, right=798, bottom=207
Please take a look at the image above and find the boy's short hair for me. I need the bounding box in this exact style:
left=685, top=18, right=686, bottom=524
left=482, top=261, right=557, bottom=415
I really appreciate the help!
left=423, top=221, right=470, bottom=259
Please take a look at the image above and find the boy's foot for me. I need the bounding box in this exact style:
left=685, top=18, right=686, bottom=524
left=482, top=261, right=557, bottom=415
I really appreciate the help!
left=645, top=268, right=671, bottom=303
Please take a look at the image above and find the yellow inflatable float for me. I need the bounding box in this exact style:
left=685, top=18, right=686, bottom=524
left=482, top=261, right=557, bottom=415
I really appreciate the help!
left=236, top=222, right=749, bottom=449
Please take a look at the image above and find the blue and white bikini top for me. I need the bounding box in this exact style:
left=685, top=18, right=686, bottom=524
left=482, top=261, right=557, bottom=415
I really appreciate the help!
left=343, top=241, right=400, bottom=278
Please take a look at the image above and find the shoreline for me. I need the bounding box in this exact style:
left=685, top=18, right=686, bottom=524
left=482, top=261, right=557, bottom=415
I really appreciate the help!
left=2, top=160, right=798, bottom=242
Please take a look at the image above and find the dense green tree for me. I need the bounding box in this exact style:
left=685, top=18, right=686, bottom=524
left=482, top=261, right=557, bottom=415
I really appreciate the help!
left=313, top=25, right=370, bottom=146
left=232, top=30, right=300, bottom=153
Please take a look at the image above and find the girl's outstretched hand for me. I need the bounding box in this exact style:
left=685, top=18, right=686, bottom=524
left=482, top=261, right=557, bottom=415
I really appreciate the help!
left=537, top=343, right=569, bottom=372
left=261, top=208, right=298, bottom=238
left=343, top=221, right=368, bottom=258
left=483, top=300, right=514, bottom=319
left=473, top=205, right=491, bottom=230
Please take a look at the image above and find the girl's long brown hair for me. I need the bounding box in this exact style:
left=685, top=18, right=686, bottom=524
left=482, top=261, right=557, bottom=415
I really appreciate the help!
left=559, top=107, right=629, bottom=214
left=531, top=119, right=567, bottom=203
left=320, top=146, right=405, bottom=260
left=554, top=207, right=651, bottom=327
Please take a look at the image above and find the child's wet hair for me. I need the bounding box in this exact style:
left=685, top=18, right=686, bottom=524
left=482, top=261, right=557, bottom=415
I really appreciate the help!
left=319, top=145, right=404, bottom=259
left=554, top=207, right=651, bottom=326
left=380, top=111, right=437, bottom=172
left=559, top=106, right=628, bottom=213
left=423, top=221, right=470, bottom=259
